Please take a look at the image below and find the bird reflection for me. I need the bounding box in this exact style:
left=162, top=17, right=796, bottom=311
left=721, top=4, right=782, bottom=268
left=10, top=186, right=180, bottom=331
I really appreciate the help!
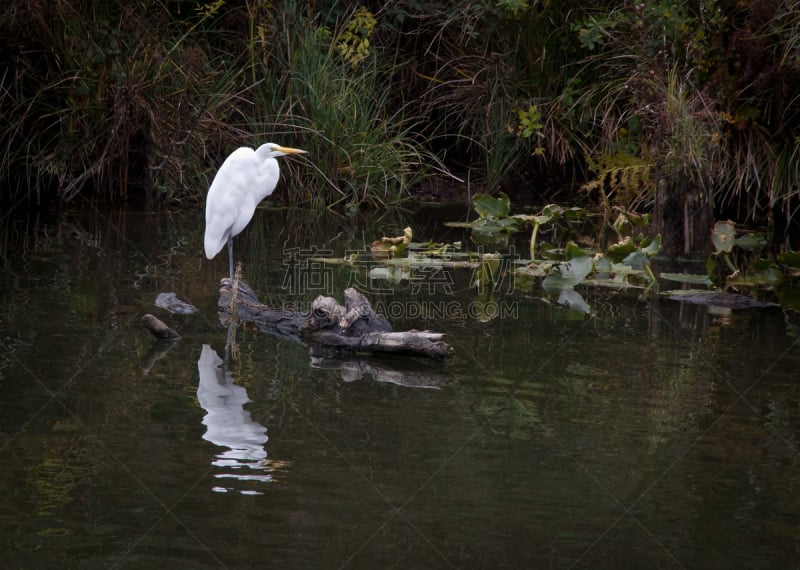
left=197, top=344, right=271, bottom=494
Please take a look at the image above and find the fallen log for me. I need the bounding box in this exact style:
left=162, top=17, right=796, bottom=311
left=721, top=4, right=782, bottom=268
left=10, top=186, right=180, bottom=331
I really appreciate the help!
left=218, top=279, right=451, bottom=360
left=664, top=290, right=780, bottom=309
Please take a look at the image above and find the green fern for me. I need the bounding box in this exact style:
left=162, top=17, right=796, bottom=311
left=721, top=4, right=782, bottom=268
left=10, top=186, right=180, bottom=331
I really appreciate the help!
left=582, top=153, right=653, bottom=209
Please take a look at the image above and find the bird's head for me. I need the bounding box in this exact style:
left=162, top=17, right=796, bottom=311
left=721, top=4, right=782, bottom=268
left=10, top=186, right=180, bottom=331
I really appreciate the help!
left=257, top=143, right=308, bottom=159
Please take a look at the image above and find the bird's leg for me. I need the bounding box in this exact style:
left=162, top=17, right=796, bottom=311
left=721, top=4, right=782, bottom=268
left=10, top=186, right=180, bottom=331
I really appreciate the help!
left=225, top=307, right=238, bottom=363
left=227, top=235, right=235, bottom=284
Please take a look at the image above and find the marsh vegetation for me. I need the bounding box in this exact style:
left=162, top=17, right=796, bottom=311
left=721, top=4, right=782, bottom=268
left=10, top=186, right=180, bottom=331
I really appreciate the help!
left=2, top=0, right=799, bottom=253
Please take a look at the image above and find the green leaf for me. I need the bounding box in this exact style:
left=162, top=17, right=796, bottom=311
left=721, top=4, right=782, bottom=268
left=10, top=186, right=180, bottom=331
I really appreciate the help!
left=565, top=241, right=589, bottom=258
left=563, top=206, right=588, bottom=219
left=584, top=277, right=646, bottom=290
left=471, top=216, right=521, bottom=236
left=515, top=261, right=553, bottom=278
left=607, top=237, right=637, bottom=262
left=473, top=192, right=511, bottom=219
left=660, top=272, right=714, bottom=286
left=778, top=250, right=800, bottom=268
left=541, top=203, right=566, bottom=217
left=514, top=214, right=552, bottom=225
left=593, top=254, right=613, bottom=274
left=542, top=247, right=593, bottom=289
left=729, top=259, right=783, bottom=286
left=711, top=221, right=736, bottom=254
left=642, top=234, right=662, bottom=256
left=733, top=233, right=766, bottom=251
left=622, top=250, right=648, bottom=270
left=368, top=266, right=409, bottom=283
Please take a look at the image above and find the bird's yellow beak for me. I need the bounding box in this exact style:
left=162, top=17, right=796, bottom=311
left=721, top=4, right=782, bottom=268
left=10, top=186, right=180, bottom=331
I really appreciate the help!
left=274, top=145, right=307, bottom=155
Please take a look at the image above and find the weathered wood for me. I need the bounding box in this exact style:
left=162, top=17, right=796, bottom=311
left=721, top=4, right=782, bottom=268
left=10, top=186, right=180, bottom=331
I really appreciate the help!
left=666, top=291, right=780, bottom=309
left=301, top=288, right=392, bottom=335
left=155, top=292, right=198, bottom=314
left=308, top=330, right=450, bottom=360
left=653, top=174, right=714, bottom=257
left=217, top=279, right=308, bottom=341
left=218, top=279, right=451, bottom=359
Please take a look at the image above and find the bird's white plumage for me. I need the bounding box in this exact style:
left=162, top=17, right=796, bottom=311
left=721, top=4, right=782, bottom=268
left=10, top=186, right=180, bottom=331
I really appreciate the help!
left=203, top=143, right=306, bottom=281
left=204, top=147, right=279, bottom=259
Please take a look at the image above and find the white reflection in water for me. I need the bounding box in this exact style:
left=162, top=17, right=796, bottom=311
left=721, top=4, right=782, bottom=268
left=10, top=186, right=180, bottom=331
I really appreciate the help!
left=197, top=344, right=270, bottom=494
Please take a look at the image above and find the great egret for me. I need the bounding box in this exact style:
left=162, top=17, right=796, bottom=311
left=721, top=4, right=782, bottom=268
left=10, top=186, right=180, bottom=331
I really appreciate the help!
left=204, top=142, right=307, bottom=282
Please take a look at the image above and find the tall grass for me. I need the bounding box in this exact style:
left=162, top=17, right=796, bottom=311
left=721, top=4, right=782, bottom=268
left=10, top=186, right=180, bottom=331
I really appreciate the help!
left=2, top=0, right=799, bottom=234
left=0, top=0, right=443, bottom=208
left=398, top=1, right=585, bottom=191
left=251, top=4, right=443, bottom=208
left=0, top=0, right=249, bottom=204
left=546, top=0, right=800, bottom=233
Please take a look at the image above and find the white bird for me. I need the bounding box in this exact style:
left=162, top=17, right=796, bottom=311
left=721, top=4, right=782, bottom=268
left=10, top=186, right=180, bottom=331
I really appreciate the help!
left=204, top=142, right=307, bottom=282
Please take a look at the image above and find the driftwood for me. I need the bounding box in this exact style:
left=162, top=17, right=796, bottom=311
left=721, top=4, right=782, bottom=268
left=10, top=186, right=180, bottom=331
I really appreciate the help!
left=155, top=292, right=198, bottom=315
left=218, top=280, right=451, bottom=360
left=666, top=291, right=780, bottom=309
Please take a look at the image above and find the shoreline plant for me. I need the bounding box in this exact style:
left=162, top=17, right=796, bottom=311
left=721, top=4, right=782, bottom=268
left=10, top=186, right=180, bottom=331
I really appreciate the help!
left=1, top=0, right=798, bottom=252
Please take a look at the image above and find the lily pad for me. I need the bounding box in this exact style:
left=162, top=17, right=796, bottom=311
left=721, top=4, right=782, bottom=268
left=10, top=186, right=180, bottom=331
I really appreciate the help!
left=778, top=250, right=800, bottom=268
left=607, top=237, right=637, bottom=262
left=660, top=272, right=714, bottom=286
left=642, top=234, right=662, bottom=256
left=542, top=243, right=593, bottom=289
left=369, top=266, right=410, bottom=283
left=408, top=241, right=463, bottom=256
left=515, top=260, right=554, bottom=278
left=728, top=260, right=783, bottom=286
left=583, top=278, right=646, bottom=290
left=473, top=192, right=511, bottom=219
left=622, top=249, right=649, bottom=270
left=472, top=216, right=522, bottom=235
left=711, top=220, right=736, bottom=254
left=733, top=233, right=767, bottom=251
left=447, top=192, right=522, bottom=241
left=593, top=253, right=613, bottom=275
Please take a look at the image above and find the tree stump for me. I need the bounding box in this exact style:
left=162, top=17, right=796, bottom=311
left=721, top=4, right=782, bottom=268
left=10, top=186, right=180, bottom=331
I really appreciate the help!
left=653, top=174, right=714, bottom=257
left=218, top=280, right=451, bottom=360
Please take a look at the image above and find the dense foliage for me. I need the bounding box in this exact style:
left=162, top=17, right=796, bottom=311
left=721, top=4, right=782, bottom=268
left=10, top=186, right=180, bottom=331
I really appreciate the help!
left=1, top=0, right=798, bottom=233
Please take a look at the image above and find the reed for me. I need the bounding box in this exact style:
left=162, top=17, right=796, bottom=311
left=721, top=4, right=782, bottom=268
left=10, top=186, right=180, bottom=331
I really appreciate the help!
left=246, top=2, right=443, bottom=208
left=0, top=0, right=250, bottom=204
left=1, top=0, right=798, bottom=235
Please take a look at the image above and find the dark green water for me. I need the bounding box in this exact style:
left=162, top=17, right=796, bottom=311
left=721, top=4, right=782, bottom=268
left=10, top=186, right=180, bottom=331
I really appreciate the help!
left=1, top=204, right=799, bottom=569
